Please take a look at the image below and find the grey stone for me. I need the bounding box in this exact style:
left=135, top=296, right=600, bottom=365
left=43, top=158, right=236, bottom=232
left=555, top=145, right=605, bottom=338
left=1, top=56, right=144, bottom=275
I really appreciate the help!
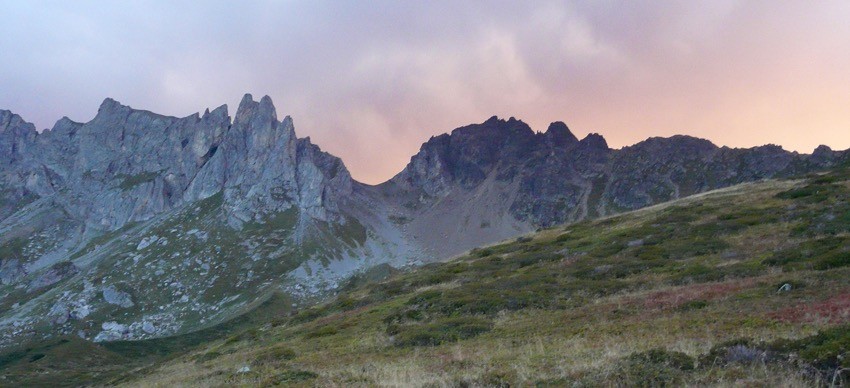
left=142, top=322, right=156, bottom=334
left=94, top=321, right=129, bottom=342
left=102, top=285, right=134, bottom=308
left=627, top=239, right=644, bottom=248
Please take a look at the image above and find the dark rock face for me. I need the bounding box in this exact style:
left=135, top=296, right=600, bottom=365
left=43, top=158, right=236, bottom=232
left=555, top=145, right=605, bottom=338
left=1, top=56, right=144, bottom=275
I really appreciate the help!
left=543, top=121, right=579, bottom=147
left=388, top=117, right=845, bottom=227
left=391, top=116, right=539, bottom=196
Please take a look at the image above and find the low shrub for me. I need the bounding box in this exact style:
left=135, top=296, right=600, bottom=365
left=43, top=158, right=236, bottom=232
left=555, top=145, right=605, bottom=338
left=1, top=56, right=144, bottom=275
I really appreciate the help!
left=193, top=351, right=223, bottom=363
left=661, top=237, right=729, bottom=260
left=669, top=264, right=726, bottom=285
left=254, top=346, right=296, bottom=363
left=224, top=328, right=260, bottom=345
left=28, top=353, right=45, bottom=363
left=770, top=324, right=850, bottom=370
left=390, top=317, right=493, bottom=347
left=763, top=236, right=850, bottom=270
left=700, top=339, right=771, bottom=367
left=677, top=299, right=708, bottom=311
left=776, top=180, right=847, bottom=204
left=701, top=327, right=850, bottom=382
left=472, top=247, right=494, bottom=257
left=261, top=370, right=318, bottom=385
left=304, top=325, right=338, bottom=339
left=609, top=348, right=694, bottom=386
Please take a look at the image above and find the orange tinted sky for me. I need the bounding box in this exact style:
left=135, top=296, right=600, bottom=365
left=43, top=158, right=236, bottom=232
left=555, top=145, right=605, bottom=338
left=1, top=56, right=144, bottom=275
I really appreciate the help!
left=1, top=1, right=849, bottom=184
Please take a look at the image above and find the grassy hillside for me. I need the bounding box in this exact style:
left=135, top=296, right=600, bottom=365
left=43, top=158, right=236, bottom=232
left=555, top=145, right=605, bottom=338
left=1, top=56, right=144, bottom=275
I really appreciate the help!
left=116, top=165, right=850, bottom=386
left=0, top=293, right=294, bottom=386
left=4, top=166, right=850, bottom=386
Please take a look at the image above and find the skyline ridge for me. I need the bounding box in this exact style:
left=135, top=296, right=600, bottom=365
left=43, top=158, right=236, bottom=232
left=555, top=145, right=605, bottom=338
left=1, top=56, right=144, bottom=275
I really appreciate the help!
left=3, top=93, right=843, bottom=185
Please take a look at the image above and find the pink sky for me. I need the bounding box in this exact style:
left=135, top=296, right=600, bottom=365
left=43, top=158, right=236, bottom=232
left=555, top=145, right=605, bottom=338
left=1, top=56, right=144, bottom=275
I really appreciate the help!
left=2, top=1, right=849, bottom=184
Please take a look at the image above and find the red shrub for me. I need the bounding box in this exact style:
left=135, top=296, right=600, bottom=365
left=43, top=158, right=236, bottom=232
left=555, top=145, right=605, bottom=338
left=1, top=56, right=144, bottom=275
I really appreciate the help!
left=637, top=278, right=759, bottom=310
left=769, top=290, right=850, bottom=324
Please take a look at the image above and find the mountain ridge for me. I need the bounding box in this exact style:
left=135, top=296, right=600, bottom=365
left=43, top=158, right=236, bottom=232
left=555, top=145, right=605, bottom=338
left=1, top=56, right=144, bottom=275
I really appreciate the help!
left=0, top=94, right=847, bottom=346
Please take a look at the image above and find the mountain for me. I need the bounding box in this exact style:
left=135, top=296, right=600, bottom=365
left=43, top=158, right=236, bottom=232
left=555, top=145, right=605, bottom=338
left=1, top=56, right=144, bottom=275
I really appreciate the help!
left=4, top=163, right=850, bottom=386
left=376, top=116, right=843, bottom=257
left=138, top=164, right=850, bottom=387
left=0, top=95, right=421, bottom=347
left=0, top=95, right=846, bottom=347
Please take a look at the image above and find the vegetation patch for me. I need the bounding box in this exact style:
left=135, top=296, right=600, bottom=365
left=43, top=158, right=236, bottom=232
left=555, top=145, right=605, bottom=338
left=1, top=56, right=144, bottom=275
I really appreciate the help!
left=768, top=290, right=850, bottom=324
left=8, top=168, right=850, bottom=386
left=304, top=325, right=339, bottom=339
left=261, top=369, right=318, bottom=384
left=772, top=324, right=850, bottom=371
left=253, top=346, right=297, bottom=364
left=702, top=326, right=850, bottom=382
left=117, top=171, right=160, bottom=191
left=763, top=236, right=850, bottom=270
left=388, top=316, right=493, bottom=347
left=605, top=349, right=695, bottom=387
left=638, top=278, right=757, bottom=310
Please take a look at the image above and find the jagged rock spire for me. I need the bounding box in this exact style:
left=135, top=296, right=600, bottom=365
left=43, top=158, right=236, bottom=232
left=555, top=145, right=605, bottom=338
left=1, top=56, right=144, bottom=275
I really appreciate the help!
left=544, top=121, right=578, bottom=146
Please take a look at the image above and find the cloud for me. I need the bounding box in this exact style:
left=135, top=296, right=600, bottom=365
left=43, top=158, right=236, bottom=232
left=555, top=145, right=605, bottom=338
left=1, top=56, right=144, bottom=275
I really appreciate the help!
left=1, top=1, right=849, bottom=183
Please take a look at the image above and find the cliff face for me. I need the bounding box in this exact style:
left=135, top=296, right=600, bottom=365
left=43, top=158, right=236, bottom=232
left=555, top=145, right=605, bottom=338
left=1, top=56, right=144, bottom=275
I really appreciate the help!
left=0, top=95, right=353, bottom=232
left=0, top=98, right=845, bottom=346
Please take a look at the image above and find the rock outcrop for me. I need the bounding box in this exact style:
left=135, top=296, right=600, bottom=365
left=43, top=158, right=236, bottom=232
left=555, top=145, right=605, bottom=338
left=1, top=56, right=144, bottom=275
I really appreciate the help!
left=185, top=94, right=352, bottom=226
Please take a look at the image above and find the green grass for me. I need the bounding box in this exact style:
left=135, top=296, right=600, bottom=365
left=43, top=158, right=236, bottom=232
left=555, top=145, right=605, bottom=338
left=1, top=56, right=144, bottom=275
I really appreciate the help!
left=6, top=166, right=850, bottom=386
left=0, top=337, right=129, bottom=386
left=0, top=292, right=293, bottom=386
left=389, top=316, right=494, bottom=347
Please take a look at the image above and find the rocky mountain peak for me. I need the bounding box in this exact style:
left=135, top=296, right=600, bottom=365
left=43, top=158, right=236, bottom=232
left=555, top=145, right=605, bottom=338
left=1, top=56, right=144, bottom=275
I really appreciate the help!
left=0, top=110, right=35, bottom=133
left=814, top=144, right=833, bottom=154
left=235, top=93, right=278, bottom=124
left=201, top=104, right=229, bottom=122
left=0, top=110, right=37, bottom=166
left=543, top=121, right=578, bottom=146
left=50, top=116, right=82, bottom=132
left=626, top=135, right=716, bottom=155
left=391, top=116, right=541, bottom=195
left=809, top=145, right=838, bottom=167
left=578, top=133, right=608, bottom=150
left=92, top=98, right=139, bottom=127
left=184, top=94, right=352, bottom=225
